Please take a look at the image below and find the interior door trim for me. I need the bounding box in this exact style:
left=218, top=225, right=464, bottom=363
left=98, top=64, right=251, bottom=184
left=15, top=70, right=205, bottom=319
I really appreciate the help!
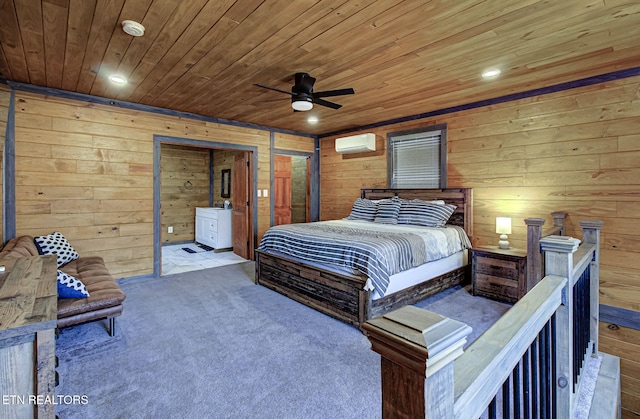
left=271, top=146, right=317, bottom=226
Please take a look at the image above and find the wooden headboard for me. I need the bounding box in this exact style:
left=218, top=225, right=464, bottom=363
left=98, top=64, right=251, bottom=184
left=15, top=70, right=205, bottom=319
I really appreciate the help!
left=360, top=188, right=473, bottom=239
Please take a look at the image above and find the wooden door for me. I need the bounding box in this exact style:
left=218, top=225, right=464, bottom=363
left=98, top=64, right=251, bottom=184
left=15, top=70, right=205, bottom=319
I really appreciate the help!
left=232, top=152, right=252, bottom=259
left=274, top=155, right=292, bottom=226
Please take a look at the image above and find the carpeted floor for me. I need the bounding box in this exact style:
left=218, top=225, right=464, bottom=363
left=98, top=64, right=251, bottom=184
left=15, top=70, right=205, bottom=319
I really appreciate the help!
left=55, top=262, right=510, bottom=418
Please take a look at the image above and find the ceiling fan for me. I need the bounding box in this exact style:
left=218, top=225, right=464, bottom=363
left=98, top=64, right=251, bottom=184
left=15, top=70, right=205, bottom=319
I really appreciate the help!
left=255, top=72, right=355, bottom=111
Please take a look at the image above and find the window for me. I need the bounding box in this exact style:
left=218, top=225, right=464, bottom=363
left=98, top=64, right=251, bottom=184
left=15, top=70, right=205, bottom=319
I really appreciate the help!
left=387, top=124, right=447, bottom=188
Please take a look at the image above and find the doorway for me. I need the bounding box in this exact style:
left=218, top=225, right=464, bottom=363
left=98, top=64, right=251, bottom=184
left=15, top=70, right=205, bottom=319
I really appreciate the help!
left=273, top=153, right=311, bottom=226
left=153, top=135, right=257, bottom=277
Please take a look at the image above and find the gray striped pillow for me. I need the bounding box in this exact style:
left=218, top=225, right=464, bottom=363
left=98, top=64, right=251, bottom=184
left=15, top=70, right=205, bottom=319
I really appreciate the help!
left=398, top=201, right=456, bottom=227
left=373, top=198, right=401, bottom=224
left=347, top=198, right=378, bottom=221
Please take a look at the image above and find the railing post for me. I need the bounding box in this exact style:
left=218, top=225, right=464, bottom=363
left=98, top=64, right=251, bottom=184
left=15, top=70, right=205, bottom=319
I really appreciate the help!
left=552, top=211, right=568, bottom=235
left=362, top=305, right=471, bottom=418
left=580, top=220, right=604, bottom=352
left=540, top=235, right=580, bottom=417
left=525, top=217, right=545, bottom=292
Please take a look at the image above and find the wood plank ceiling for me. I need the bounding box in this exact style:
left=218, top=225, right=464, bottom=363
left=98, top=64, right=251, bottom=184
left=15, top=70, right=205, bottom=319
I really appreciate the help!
left=1, top=0, right=639, bottom=135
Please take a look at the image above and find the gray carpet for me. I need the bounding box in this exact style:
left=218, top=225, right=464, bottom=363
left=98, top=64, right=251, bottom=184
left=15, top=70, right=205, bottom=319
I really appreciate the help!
left=55, top=262, right=510, bottom=418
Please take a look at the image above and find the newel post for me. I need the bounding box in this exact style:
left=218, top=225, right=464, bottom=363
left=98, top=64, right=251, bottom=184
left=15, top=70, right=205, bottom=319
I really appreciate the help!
left=540, top=235, right=581, bottom=418
left=362, top=305, right=471, bottom=418
left=580, top=220, right=604, bottom=352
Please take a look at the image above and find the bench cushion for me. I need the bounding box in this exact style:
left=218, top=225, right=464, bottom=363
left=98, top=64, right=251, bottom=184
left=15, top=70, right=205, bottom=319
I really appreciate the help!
left=0, top=235, right=39, bottom=259
left=57, top=256, right=126, bottom=319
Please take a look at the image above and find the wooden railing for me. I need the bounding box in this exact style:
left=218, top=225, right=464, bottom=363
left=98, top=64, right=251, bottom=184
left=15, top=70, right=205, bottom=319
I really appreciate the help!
left=363, top=220, right=604, bottom=418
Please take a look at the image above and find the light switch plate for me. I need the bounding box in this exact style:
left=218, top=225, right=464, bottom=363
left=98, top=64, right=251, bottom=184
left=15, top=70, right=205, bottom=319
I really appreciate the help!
left=257, top=189, right=262, bottom=197
left=263, top=189, right=269, bottom=197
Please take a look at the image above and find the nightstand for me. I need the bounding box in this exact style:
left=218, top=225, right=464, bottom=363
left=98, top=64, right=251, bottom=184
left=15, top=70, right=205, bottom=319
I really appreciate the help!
left=471, top=246, right=527, bottom=303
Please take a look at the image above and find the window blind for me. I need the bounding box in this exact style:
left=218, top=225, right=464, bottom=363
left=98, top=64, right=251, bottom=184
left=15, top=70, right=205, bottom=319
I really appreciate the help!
left=390, top=129, right=442, bottom=188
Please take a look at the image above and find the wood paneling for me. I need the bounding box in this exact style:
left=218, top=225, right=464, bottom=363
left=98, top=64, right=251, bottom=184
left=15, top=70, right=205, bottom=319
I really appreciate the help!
left=274, top=132, right=315, bottom=153
left=600, top=322, right=640, bottom=417
left=12, top=90, right=270, bottom=277
left=291, top=156, right=308, bottom=223
left=160, top=144, right=210, bottom=243
left=0, top=85, right=8, bottom=245
left=212, top=149, right=242, bottom=205
left=320, top=74, right=640, bottom=413
left=2, top=1, right=640, bottom=134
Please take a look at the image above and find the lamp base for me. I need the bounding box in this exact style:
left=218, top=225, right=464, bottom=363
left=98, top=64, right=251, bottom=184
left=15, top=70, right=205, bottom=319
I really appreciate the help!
left=498, top=234, right=510, bottom=249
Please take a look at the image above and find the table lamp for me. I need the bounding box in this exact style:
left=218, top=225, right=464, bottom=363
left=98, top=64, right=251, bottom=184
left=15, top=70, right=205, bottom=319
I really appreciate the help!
left=496, top=217, right=512, bottom=249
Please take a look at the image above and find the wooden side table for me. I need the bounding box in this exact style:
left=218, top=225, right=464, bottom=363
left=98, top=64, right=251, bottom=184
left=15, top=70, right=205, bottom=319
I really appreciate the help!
left=0, top=255, right=58, bottom=418
left=471, top=246, right=527, bottom=303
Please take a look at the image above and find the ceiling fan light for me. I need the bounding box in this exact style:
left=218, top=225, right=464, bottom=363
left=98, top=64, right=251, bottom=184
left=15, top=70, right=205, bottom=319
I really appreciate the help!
left=292, top=100, right=313, bottom=111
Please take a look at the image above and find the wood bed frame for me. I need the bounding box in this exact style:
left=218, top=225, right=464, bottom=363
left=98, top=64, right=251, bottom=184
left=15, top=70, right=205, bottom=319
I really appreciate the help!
left=254, top=188, right=473, bottom=328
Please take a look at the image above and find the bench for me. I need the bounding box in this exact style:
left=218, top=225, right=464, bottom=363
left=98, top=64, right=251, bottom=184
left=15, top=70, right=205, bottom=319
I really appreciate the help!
left=0, top=235, right=126, bottom=336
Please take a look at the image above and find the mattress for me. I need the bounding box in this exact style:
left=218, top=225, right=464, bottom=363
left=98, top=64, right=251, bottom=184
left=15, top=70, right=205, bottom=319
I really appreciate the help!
left=258, top=219, right=471, bottom=297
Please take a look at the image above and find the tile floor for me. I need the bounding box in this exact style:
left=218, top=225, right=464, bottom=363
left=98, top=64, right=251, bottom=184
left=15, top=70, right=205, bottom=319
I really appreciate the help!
left=161, top=243, right=248, bottom=275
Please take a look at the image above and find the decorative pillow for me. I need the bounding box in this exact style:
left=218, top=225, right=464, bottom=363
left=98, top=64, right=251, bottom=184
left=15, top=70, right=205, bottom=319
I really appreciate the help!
left=347, top=198, right=378, bottom=221
left=373, top=198, right=401, bottom=224
left=57, top=270, right=89, bottom=299
left=33, top=232, right=79, bottom=267
left=398, top=199, right=445, bottom=224
left=397, top=202, right=457, bottom=227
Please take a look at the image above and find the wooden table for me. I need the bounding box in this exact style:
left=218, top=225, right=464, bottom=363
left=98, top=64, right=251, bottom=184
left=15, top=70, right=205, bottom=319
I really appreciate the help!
left=471, top=246, right=527, bottom=303
left=0, top=255, right=57, bottom=418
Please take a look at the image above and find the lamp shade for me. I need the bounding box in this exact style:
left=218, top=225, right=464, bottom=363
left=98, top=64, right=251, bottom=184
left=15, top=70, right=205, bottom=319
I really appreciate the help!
left=496, top=217, right=512, bottom=234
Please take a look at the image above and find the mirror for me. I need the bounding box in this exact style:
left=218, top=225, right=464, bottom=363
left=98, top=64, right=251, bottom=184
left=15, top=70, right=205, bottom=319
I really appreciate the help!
left=221, top=169, right=231, bottom=198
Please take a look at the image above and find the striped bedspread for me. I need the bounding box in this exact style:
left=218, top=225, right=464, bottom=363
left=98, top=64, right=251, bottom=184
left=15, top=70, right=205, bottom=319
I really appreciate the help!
left=258, top=219, right=471, bottom=296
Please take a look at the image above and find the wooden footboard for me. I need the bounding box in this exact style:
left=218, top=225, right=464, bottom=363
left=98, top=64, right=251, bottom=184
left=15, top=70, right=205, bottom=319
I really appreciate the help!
left=370, top=265, right=469, bottom=318
left=255, top=250, right=369, bottom=326
left=255, top=249, right=470, bottom=328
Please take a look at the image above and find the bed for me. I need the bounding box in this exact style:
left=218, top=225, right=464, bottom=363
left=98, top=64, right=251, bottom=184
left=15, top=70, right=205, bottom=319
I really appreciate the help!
left=255, top=188, right=473, bottom=328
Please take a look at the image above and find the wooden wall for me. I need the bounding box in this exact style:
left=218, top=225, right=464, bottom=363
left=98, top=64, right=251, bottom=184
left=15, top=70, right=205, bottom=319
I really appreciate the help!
left=160, top=144, right=210, bottom=244
left=320, top=74, right=640, bottom=417
left=291, top=156, right=308, bottom=223
left=11, top=90, right=278, bottom=278
left=0, top=85, right=7, bottom=245
left=212, top=149, right=243, bottom=206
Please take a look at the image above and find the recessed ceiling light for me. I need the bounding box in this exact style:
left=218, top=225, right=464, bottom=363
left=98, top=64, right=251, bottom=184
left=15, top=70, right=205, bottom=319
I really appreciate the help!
left=482, top=69, right=501, bottom=78
left=307, top=116, right=318, bottom=124
left=108, top=75, right=127, bottom=85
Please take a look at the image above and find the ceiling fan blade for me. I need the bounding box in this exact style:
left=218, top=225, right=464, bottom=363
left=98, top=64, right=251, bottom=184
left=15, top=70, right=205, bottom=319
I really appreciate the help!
left=254, top=83, right=292, bottom=96
left=313, top=88, right=355, bottom=98
left=295, top=72, right=316, bottom=93
left=313, top=97, right=342, bottom=109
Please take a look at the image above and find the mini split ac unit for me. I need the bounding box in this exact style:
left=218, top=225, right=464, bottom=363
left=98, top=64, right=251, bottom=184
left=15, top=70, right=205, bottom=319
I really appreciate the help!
left=335, top=133, right=376, bottom=154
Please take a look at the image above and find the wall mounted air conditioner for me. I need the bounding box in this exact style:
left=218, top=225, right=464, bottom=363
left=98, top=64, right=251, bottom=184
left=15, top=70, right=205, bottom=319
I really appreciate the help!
left=335, top=133, right=376, bottom=154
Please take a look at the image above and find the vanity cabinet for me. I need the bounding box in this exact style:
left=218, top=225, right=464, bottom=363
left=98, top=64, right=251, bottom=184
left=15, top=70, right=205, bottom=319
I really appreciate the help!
left=195, top=208, right=233, bottom=250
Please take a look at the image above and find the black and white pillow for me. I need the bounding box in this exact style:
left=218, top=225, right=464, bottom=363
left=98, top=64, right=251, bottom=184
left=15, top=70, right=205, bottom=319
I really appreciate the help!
left=34, top=232, right=79, bottom=267
left=57, top=270, right=89, bottom=299
left=398, top=199, right=445, bottom=224
left=347, top=198, right=378, bottom=222
left=373, top=198, right=401, bottom=224
left=397, top=202, right=457, bottom=227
